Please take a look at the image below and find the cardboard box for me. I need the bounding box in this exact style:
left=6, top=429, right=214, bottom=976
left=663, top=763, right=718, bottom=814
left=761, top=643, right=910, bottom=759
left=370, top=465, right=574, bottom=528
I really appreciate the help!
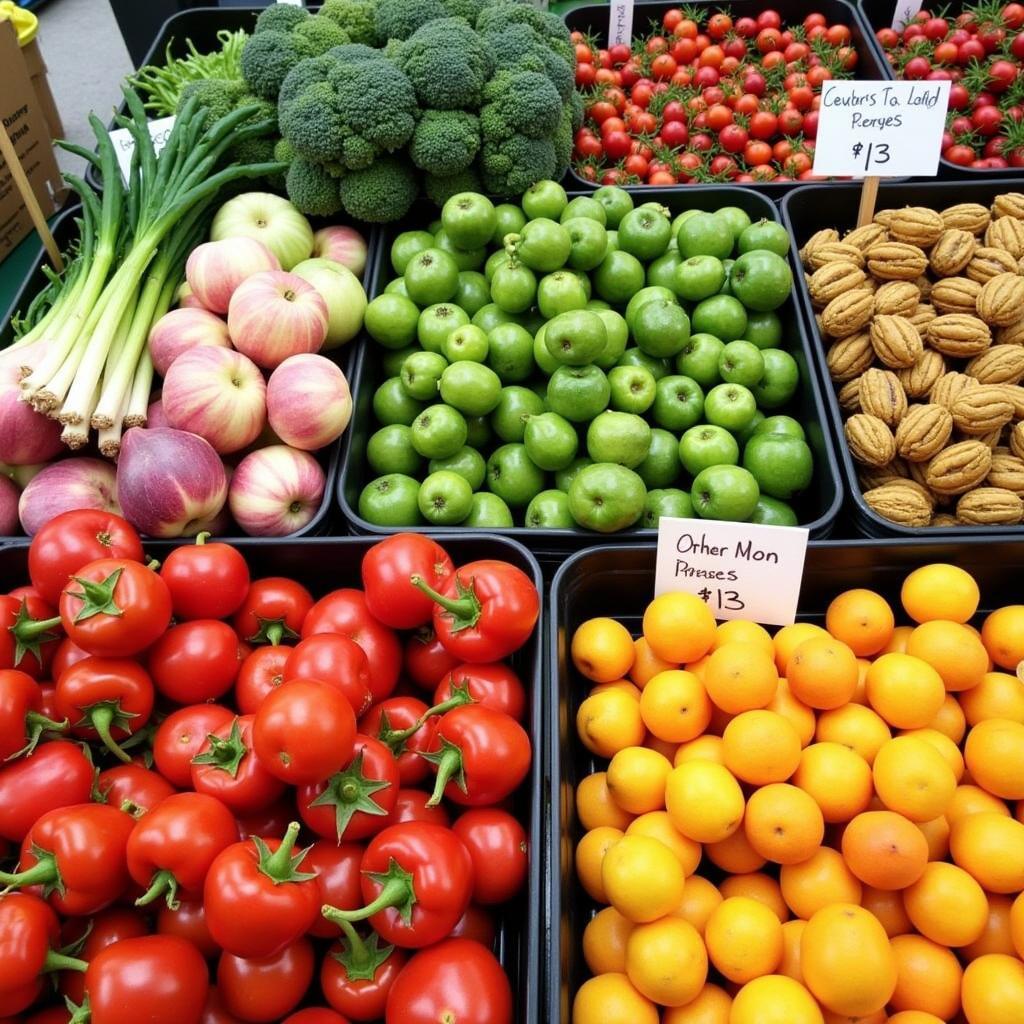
left=0, top=20, right=64, bottom=265
left=19, top=37, right=63, bottom=140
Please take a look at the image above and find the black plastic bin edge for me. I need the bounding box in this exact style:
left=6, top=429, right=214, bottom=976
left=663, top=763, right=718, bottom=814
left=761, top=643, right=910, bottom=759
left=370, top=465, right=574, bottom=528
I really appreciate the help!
left=561, top=0, right=895, bottom=195
left=336, top=185, right=845, bottom=553
left=781, top=176, right=1024, bottom=538
left=0, top=206, right=353, bottom=543
left=545, top=537, right=1024, bottom=1024
left=0, top=532, right=544, bottom=1024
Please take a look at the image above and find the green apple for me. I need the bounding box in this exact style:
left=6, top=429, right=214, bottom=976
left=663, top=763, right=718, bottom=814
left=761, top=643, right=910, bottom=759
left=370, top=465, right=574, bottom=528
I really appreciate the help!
left=719, top=340, right=765, bottom=388
left=568, top=463, right=647, bottom=532
left=676, top=211, right=734, bottom=260
left=691, top=294, right=748, bottom=342
left=738, top=219, right=791, bottom=256
left=674, top=255, right=726, bottom=302
left=643, top=487, right=694, bottom=528
left=743, top=433, right=814, bottom=500
left=676, top=333, right=725, bottom=389
left=525, top=488, right=575, bottom=528
left=637, top=427, right=682, bottom=489
left=749, top=495, right=799, bottom=527
left=752, top=349, right=800, bottom=409
left=587, top=411, right=652, bottom=469
left=729, top=250, right=793, bottom=312
left=608, top=365, right=657, bottom=414
left=691, top=465, right=760, bottom=521
left=632, top=299, right=691, bottom=359
left=704, top=383, right=758, bottom=433
left=544, top=309, right=608, bottom=366
left=546, top=365, right=611, bottom=423
left=594, top=309, right=629, bottom=369
left=754, top=415, right=806, bottom=441
left=652, top=375, right=705, bottom=432
left=679, top=424, right=740, bottom=476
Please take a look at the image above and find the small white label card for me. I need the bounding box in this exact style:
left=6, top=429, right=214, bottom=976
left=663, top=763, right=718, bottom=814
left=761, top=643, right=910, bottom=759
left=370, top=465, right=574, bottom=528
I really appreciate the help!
left=609, top=1, right=634, bottom=45
left=655, top=518, right=809, bottom=626
left=109, top=115, right=176, bottom=185
left=277, top=0, right=304, bottom=6
left=812, top=79, right=951, bottom=178
left=892, top=0, right=925, bottom=29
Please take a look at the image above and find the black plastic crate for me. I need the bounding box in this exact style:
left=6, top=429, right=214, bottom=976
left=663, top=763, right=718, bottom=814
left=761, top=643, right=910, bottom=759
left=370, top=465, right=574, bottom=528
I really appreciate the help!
left=562, top=0, right=892, bottom=195
left=336, top=186, right=844, bottom=555
left=0, top=205, right=349, bottom=543
left=546, top=537, right=1024, bottom=1024
left=0, top=533, right=543, bottom=1023
left=781, top=177, right=1024, bottom=538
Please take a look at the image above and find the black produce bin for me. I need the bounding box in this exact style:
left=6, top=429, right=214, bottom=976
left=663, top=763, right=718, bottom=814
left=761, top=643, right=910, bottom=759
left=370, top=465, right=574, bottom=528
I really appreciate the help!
left=546, top=537, right=1024, bottom=1024
left=337, top=186, right=844, bottom=556
left=0, top=533, right=543, bottom=1023
left=0, top=205, right=347, bottom=543
left=562, top=0, right=892, bottom=195
left=782, top=177, right=1024, bottom=539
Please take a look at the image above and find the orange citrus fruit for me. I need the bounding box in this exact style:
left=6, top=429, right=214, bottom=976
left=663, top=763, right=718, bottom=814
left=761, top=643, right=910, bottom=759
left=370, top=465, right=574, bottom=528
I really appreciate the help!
left=674, top=734, right=725, bottom=766
left=572, top=973, right=658, bottom=1024
left=815, top=703, right=891, bottom=764
left=643, top=592, right=716, bottom=664
left=888, top=933, right=963, bottom=1020
left=576, top=771, right=634, bottom=831
left=901, top=563, right=980, bottom=624
left=773, top=622, right=830, bottom=675
left=625, top=917, right=707, bottom=1007
left=577, top=688, right=645, bottom=758
left=712, top=618, right=774, bottom=655
left=981, top=604, right=1024, bottom=671
left=705, top=826, right=767, bottom=875
left=582, top=907, right=633, bottom=975
left=606, top=746, right=672, bottom=815
left=625, top=811, right=701, bottom=875
left=949, top=811, right=1024, bottom=893
left=629, top=636, right=677, bottom=688
left=704, top=896, right=784, bottom=984
left=872, top=735, right=956, bottom=822
left=963, top=893, right=1017, bottom=961
left=722, top=709, right=802, bottom=785
left=602, top=834, right=685, bottom=923
left=960, top=671, right=1024, bottom=725
left=787, top=635, right=860, bottom=709
left=906, top=618, right=990, bottom=691
left=961, top=954, right=1024, bottom=1024
left=719, top=872, right=788, bottom=922
left=730, top=975, right=824, bottom=1024
left=765, top=679, right=817, bottom=746
left=965, top=718, right=1024, bottom=800
left=826, top=588, right=895, bottom=656
left=792, top=741, right=874, bottom=823
left=576, top=826, right=623, bottom=903
left=673, top=874, right=722, bottom=936
left=661, top=983, right=731, bottom=1024
left=903, top=861, right=988, bottom=947
left=780, top=846, right=862, bottom=920
left=703, top=642, right=779, bottom=715
left=946, top=783, right=1011, bottom=826
left=865, top=653, right=945, bottom=729
left=639, top=669, right=712, bottom=743
left=573, top=617, right=636, bottom=683
left=779, top=918, right=806, bottom=981
left=665, top=761, right=745, bottom=844
left=840, top=810, right=929, bottom=890
left=861, top=884, right=913, bottom=937
left=744, top=783, right=825, bottom=865
left=927, top=692, right=967, bottom=742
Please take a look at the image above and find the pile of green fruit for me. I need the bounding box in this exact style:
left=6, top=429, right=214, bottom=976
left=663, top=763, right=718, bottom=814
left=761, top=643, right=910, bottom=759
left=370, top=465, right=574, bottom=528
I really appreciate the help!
left=357, top=181, right=814, bottom=533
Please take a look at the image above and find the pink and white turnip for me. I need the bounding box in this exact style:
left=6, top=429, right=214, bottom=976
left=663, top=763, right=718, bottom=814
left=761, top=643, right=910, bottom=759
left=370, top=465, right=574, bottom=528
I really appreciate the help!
left=185, top=236, right=280, bottom=314
left=18, top=458, right=120, bottom=536
left=312, top=226, right=367, bottom=278
left=291, top=258, right=366, bottom=350
left=266, top=354, right=352, bottom=451
left=148, top=307, right=232, bottom=377
left=228, top=445, right=325, bottom=536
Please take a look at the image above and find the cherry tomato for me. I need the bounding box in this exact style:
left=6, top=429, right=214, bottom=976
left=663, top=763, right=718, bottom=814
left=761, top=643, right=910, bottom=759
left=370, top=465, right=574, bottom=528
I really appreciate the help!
left=305, top=840, right=362, bottom=939
left=0, top=892, right=70, bottom=1015
left=200, top=988, right=245, bottom=1024
left=321, top=934, right=407, bottom=1021
left=387, top=788, right=451, bottom=828
left=191, top=715, right=286, bottom=816
left=719, top=123, right=749, bottom=153
left=235, top=646, right=288, bottom=715
left=404, top=627, right=460, bottom=691
left=575, top=61, right=596, bottom=88
left=0, top=741, right=93, bottom=842
left=96, top=764, right=176, bottom=817
left=361, top=535, right=454, bottom=630
left=284, top=635, right=372, bottom=716
left=433, top=662, right=526, bottom=722
left=160, top=536, right=249, bottom=621
left=602, top=129, right=631, bottom=161
left=453, top=809, right=528, bottom=905
left=651, top=53, right=678, bottom=79
left=217, top=939, right=315, bottom=1024
left=147, top=621, right=242, bottom=705
left=360, top=696, right=436, bottom=786
left=154, top=704, right=235, bottom=789
left=233, top=578, right=313, bottom=646
left=0, top=596, right=59, bottom=680
left=59, top=907, right=148, bottom=1005
left=0, top=668, right=66, bottom=760
left=157, top=898, right=220, bottom=959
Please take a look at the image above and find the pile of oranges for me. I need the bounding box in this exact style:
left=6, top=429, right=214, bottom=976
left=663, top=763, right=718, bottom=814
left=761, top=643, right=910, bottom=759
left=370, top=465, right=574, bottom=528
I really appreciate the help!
left=569, top=563, right=1024, bottom=1024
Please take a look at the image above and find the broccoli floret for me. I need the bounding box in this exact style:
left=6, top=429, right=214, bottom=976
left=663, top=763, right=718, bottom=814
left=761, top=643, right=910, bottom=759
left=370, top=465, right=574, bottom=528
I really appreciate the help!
left=241, top=30, right=303, bottom=100
left=391, top=18, right=491, bottom=110
left=338, top=157, right=418, bottom=223
left=570, top=89, right=584, bottom=132
left=441, top=0, right=488, bottom=23
left=326, top=43, right=382, bottom=62
left=254, top=4, right=309, bottom=33
left=482, top=68, right=561, bottom=139
left=230, top=133, right=277, bottom=167
left=552, top=102, right=573, bottom=180
left=279, top=54, right=333, bottom=113
left=326, top=51, right=417, bottom=155
left=482, top=22, right=574, bottom=102
left=479, top=132, right=556, bottom=196
left=319, top=0, right=378, bottom=46
left=425, top=166, right=483, bottom=207
left=410, top=110, right=480, bottom=176
left=340, top=134, right=376, bottom=170
left=374, top=0, right=447, bottom=41
left=477, top=0, right=569, bottom=48
left=278, top=79, right=346, bottom=163
left=177, top=78, right=247, bottom=129
left=293, top=16, right=350, bottom=57
left=286, top=157, right=344, bottom=216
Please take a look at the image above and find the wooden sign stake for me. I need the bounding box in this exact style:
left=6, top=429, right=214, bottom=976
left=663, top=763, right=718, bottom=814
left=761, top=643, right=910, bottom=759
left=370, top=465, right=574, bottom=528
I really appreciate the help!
left=0, top=124, right=63, bottom=272
left=856, top=176, right=881, bottom=229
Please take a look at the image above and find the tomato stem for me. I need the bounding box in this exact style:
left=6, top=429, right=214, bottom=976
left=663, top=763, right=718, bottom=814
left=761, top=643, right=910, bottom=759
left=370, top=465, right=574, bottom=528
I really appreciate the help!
left=308, top=752, right=390, bottom=841
left=247, top=615, right=298, bottom=647
left=87, top=704, right=134, bottom=764
left=382, top=686, right=473, bottom=748
left=43, top=949, right=88, bottom=974
left=422, top=736, right=467, bottom=808
left=67, top=996, right=90, bottom=1024
left=322, top=858, right=415, bottom=926
left=255, top=821, right=316, bottom=885
left=135, top=868, right=179, bottom=910
left=66, top=568, right=125, bottom=623
left=9, top=600, right=61, bottom=667
left=410, top=574, right=482, bottom=632
left=8, top=710, right=69, bottom=760
left=0, top=850, right=60, bottom=892
left=328, top=919, right=395, bottom=982
left=195, top=531, right=211, bottom=545
left=191, top=718, right=246, bottom=777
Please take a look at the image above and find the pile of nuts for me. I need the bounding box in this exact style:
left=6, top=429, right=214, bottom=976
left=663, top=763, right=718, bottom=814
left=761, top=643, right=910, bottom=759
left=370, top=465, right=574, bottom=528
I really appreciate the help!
left=802, top=192, right=1024, bottom=528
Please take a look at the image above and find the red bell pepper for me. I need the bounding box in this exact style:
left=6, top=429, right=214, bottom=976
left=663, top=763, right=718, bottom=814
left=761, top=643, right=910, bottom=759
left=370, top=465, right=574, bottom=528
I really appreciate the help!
left=0, top=669, right=67, bottom=760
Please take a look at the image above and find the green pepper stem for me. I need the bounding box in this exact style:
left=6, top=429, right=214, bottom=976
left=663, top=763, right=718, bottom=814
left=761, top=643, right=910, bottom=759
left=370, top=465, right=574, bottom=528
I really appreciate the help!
left=0, top=851, right=57, bottom=890
left=89, top=705, right=132, bottom=764
left=195, top=532, right=211, bottom=545
left=425, top=743, right=464, bottom=807
left=14, top=614, right=61, bottom=637
left=335, top=917, right=370, bottom=963
left=8, top=711, right=69, bottom=761
left=384, top=688, right=473, bottom=747
left=135, top=869, right=179, bottom=910
left=43, top=949, right=88, bottom=974
left=410, top=575, right=474, bottom=620
left=263, top=822, right=300, bottom=878
left=322, top=875, right=411, bottom=926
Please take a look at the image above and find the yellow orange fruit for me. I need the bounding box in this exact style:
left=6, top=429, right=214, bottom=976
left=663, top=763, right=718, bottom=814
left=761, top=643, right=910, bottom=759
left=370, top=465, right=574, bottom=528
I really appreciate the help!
left=577, top=688, right=645, bottom=758
left=916, top=814, right=950, bottom=861
left=629, top=636, right=676, bottom=688
left=981, top=604, right=1024, bottom=670
left=960, top=671, right=1024, bottom=725
left=901, top=726, right=965, bottom=781
left=643, top=592, right=716, bottom=664
left=815, top=703, right=891, bottom=764
left=639, top=669, right=712, bottom=743
left=665, top=761, right=745, bottom=844
left=946, top=783, right=1011, bottom=826
left=787, top=635, right=860, bottom=710
left=889, top=933, right=963, bottom=1020
left=674, top=735, right=725, bottom=766
left=949, top=811, right=1024, bottom=893
left=606, top=746, right=672, bottom=815
left=865, top=653, right=946, bottom=729
left=722, top=710, right=802, bottom=785
left=576, top=771, right=634, bottom=831
left=582, top=907, right=633, bottom=975
left=965, top=718, right=1024, bottom=800
left=903, top=861, right=988, bottom=947
left=765, top=679, right=817, bottom=747
left=713, top=618, right=774, bottom=655
left=779, top=918, right=806, bottom=981
left=901, top=563, right=980, bottom=624
left=719, top=872, right=788, bottom=922
left=744, top=783, right=825, bottom=865
left=961, top=954, right=1024, bottom=1024
left=625, top=811, right=701, bottom=875
left=625, top=917, right=707, bottom=1007
left=673, top=874, right=722, bottom=936
left=661, top=984, right=731, bottom=1024
left=576, top=826, right=623, bottom=903
left=573, top=617, right=636, bottom=683
left=730, top=975, right=824, bottom=1024
left=704, top=896, right=784, bottom=984
left=879, top=624, right=914, bottom=654
left=780, top=846, right=863, bottom=920
left=906, top=618, right=990, bottom=692
left=872, top=735, right=957, bottom=822
left=572, top=973, right=658, bottom=1024
left=602, top=834, right=685, bottom=923
left=928, top=692, right=967, bottom=742
left=963, top=893, right=1017, bottom=961
left=841, top=810, right=929, bottom=890
left=703, top=642, right=779, bottom=715
left=705, top=826, right=767, bottom=875
left=826, top=588, right=895, bottom=657
left=793, top=741, right=874, bottom=823
left=861, top=884, right=913, bottom=937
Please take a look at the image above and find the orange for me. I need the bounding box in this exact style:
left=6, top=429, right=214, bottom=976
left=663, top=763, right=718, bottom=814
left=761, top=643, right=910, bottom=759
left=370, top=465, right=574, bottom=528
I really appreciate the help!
left=852, top=657, right=871, bottom=703
left=780, top=846, right=863, bottom=920
left=606, top=746, right=672, bottom=815
left=901, top=727, right=965, bottom=781
left=645, top=733, right=678, bottom=761
left=722, top=710, right=802, bottom=785
left=643, top=592, right=716, bottom=664
left=861, top=884, right=913, bottom=937
left=773, top=622, right=830, bottom=675
left=625, top=917, right=707, bottom=1007
left=904, top=861, right=988, bottom=947
left=865, top=653, right=945, bottom=729
left=602, top=834, right=686, bottom=923
left=629, top=636, right=677, bottom=688
left=928, top=692, right=967, bottom=742
left=889, top=933, right=963, bottom=1020
left=573, top=617, right=636, bottom=683
left=665, top=761, right=745, bottom=843
left=713, top=618, right=774, bottom=655
left=793, top=742, right=874, bottom=823
left=906, top=618, right=990, bottom=692
left=826, top=588, right=895, bottom=657
left=841, top=810, right=929, bottom=890
left=885, top=1014, right=944, bottom=1024
left=960, top=671, right=1024, bottom=725
left=961, top=954, right=1024, bottom=1024
left=779, top=919, right=806, bottom=981
left=872, top=736, right=956, bottom=822
left=901, top=563, right=980, bottom=624
left=1013, top=891, right=1024, bottom=958
left=576, top=826, right=623, bottom=902
left=686, top=653, right=710, bottom=682
left=583, top=906, right=633, bottom=975
left=815, top=703, right=891, bottom=764
left=947, top=783, right=1011, bottom=826
left=720, top=873, right=788, bottom=922
left=730, top=976, right=824, bottom=1024
left=576, top=771, right=634, bottom=831
left=787, top=635, right=860, bottom=710
left=577, top=688, right=645, bottom=758
left=822, top=1014, right=886, bottom=1024
left=766, top=679, right=817, bottom=746
left=674, top=735, right=725, bottom=766
left=673, top=874, right=722, bottom=935
left=626, top=812, right=701, bottom=876
left=879, top=624, right=914, bottom=654
left=963, top=893, right=1017, bottom=961
left=704, top=896, right=784, bottom=984
left=639, top=670, right=712, bottom=743
left=590, top=680, right=642, bottom=699
left=703, top=642, right=779, bottom=714
left=950, top=811, right=1024, bottom=893
left=572, top=973, right=658, bottom=1024
left=705, top=826, right=767, bottom=874
left=744, top=783, right=825, bottom=865
left=981, top=604, right=1024, bottom=670
left=707, top=703, right=735, bottom=737
left=965, top=718, right=1024, bottom=799
left=801, top=903, right=897, bottom=1017
left=916, top=814, right=950, bottom=861
left=661, top=984, right=731, bottom=1024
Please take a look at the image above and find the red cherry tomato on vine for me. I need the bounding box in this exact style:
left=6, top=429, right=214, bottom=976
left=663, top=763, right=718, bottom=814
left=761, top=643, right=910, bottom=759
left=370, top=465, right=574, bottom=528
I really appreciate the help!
left=361, top=534, right=454, bottom=630
left=154, top=703, right=235, bottom=789
left=217, top=939, right=314, bottom=1024
left=191, top=715, right=286, bottom=816
left=233, top=577, right=313, bottom=646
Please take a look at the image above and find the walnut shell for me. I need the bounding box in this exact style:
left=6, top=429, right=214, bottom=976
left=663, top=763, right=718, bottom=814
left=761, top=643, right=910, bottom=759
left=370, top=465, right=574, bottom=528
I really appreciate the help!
left=941, top=203, right=991, bottom=235
left=859, top=462, right=909, bottom=491
left=966, top=246, right=1020, bottom=283
left=907, top=304, right=937, bottom=332
left=807, top=241, right=865, bottom=271
left=870, top=315, right=923, bottom=369
left=993, top=193, right=1024, bottom=220
left=821, top=289, right=875, bottom=339
left=862, top=482, right=933, bottom=526
left=977, top=273, right=1024, bottom=327
left=895, top=404, right=954, bottom=462
left=996, top=318, right=1024, bottom=347
left=929, top=229, right=977, bottom=277
left=874, top=209, right=896, bottom=230
left=925, top=440, right=993, bottom=495
left=926, top=314, right=993, bottom=358
left=931, top=512, right=961, bottom=527
left=930, top=371, right=979, bottom=410
left=985, top=217, right=1024, bottom=259
left=800, top=228, right=841, bottom=268
left=859, top=368, right=908, bottom=427
left=956, top=487, right=1024, bottom=525
left=809, top=261, right=868, bottom=308
left=931, top=276, right=982, bottom=315
left=843, top=222, right=888, bottom=252
left=826, top=332, right=874, bottom=382
left=951, top=385, right=1015, bottom=435
left=988, top=450, right=1024, bottom=496
left=1000, top=383, right=1024, bottom=418
left=874, top=281, right=920, bottom=318
left=866, top=242, right=929, bottom=281
left=837, top=378, right=862, bottom=412
left=845, top=414, right=897, bottom=467
left=890, top=207, right=945, bottom=247
left=965, top=345, right=1024, bottom=385
left=1012, top=422, right=1024, bottom=460
left=897, top=349, right=946, bottom=399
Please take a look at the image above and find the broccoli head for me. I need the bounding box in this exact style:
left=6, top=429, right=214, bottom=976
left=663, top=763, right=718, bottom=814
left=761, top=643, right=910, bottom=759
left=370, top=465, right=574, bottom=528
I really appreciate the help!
left=278, top=79, right=347, bottom=164
left=425, top=166, right=483, bottom=207
left=338, top=157, right=418, bottom=223
left=479, top=132, right=557, bottom=197
left=391, top=18, right=491, bottom=110
left=229, top=133, right=277, bottom=168
left=481, top=21, right=575, bottom=102
left=292, top=16, right=350, bottom=57
left=241, top=30, right=303, bottom=100
left=482, top=68, right=562, bottom=139
left=254, top=4, right=309, bottom=33
left=286, top=157, right=343, bottom=216
left=410, top=110, right=481, bottom=176
left=373, top=0, right=447, bottom=41
left=319, top=0, right=378, bottom=46
left=177, top=78, right=247, bottom=129
left=440, top=0, right=488, bottom=23
left=477, top=0, right=570, bottom=48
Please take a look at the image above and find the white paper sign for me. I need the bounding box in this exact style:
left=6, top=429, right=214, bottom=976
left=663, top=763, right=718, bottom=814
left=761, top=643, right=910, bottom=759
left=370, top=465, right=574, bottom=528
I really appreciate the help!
left=277, top=0, right=304, bottom=6
left=655, top=518, right=809, bottom=626
left=812, top=80, right=950, bottom=178
left=892, top=0, right=925, bottom=28
left=609, top=1, right=634, bottom=45
left=109, top=115, right=176, bottom=185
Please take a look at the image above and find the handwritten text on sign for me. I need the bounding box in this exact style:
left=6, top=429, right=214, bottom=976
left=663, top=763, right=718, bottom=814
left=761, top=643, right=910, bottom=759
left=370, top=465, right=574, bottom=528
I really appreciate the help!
left=812, top=80, right=950, bottom=178
left=109, top=116, right=176, bottom=185
left=608, top=1, right=634, bottom=46
left=655, top=518, right=809, bottom=626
